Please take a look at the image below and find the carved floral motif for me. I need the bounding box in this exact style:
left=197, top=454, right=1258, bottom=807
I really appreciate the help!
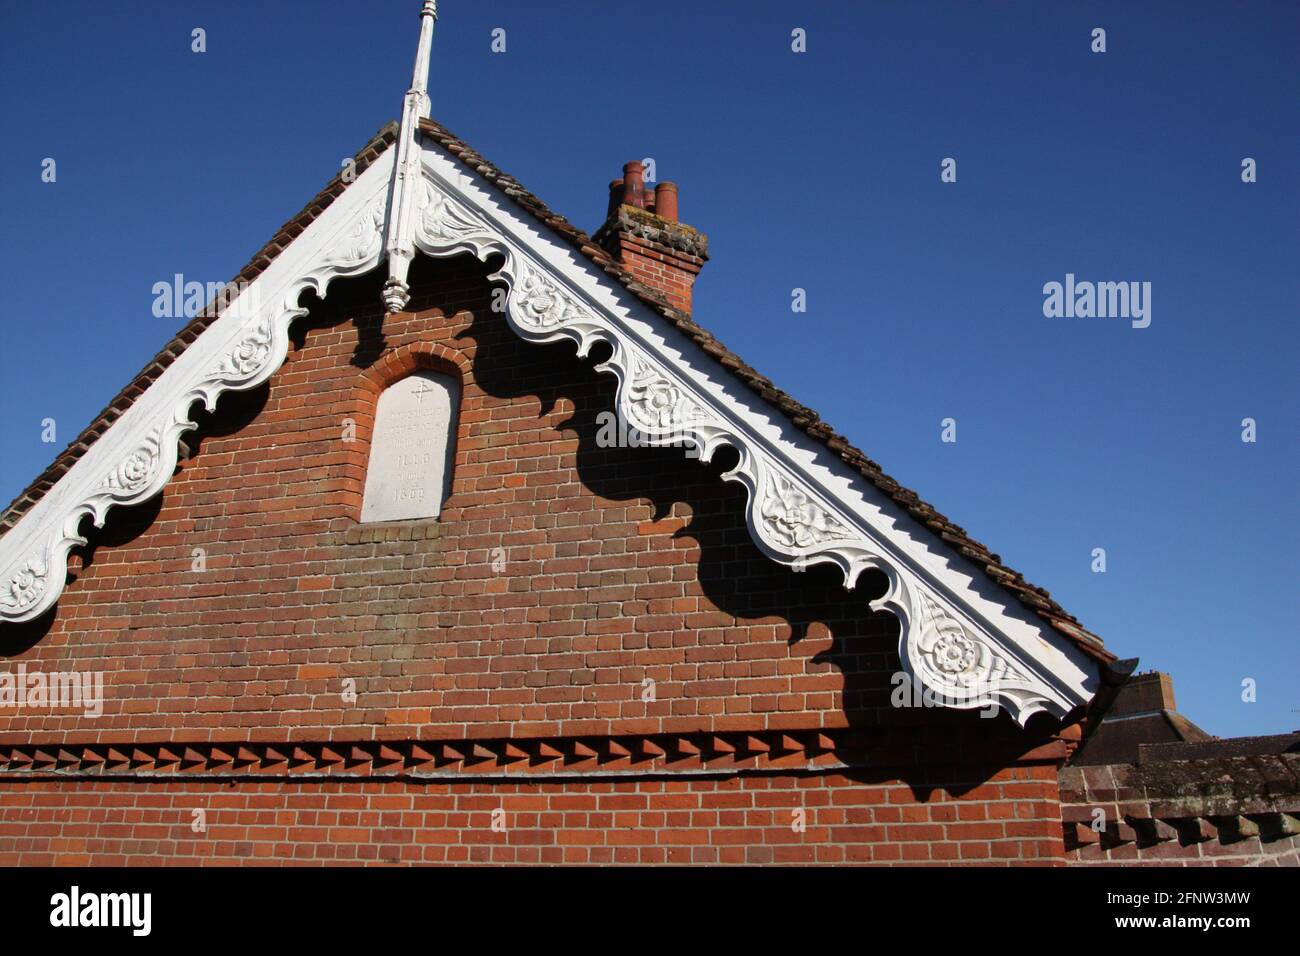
left=913, top=592, right=1026, bottom=694
left=930, top=628, right=980, bottom=676
left=626, top=357, right=703, bottom=432
left=103, top=427, right=162, bottom=494
left=1, top=556, right=47, bottom=611
left=514, top=266, right=584, bottom=331
left=223, top=318, right=273, bottom=378
left=760, top=473, right=852, bottom=549
left=915, top=592, right=987, bottom=684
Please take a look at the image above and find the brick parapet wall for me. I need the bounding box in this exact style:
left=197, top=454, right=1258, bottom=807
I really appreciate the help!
left=1060, top=757, right=1300, bottom=866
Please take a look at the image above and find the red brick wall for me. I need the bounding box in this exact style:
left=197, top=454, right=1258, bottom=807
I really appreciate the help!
left=0, top=254, right=1072, bottom=863
left=0, top=766, right=1065, bottom=866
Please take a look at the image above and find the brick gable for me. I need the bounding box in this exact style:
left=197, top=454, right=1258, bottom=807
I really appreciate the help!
left=3, top=255, right=873, bottom=737
left=0, top=252, right=1077, bottom=864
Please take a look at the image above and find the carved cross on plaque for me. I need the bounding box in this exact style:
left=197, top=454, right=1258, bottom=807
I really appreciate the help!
left=360, top=371, right=460, bottom=522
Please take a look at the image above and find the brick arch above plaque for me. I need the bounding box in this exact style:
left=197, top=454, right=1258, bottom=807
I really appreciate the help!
left=360, top=370, right=460, bottom=522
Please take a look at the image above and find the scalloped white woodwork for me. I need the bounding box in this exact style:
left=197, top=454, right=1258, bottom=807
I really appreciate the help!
left=0, top=132, right=1101, bottom=725
left=0, top=152, right=394, bottom=627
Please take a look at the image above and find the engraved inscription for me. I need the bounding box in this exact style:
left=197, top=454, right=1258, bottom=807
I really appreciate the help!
left=360, top=371, right=459, bottom=522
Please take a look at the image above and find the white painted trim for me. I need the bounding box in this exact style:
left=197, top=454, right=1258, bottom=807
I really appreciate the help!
left=411, top=141, right=1102, bottom=725
left=0, top=129, right=1102, bottom=726
left=380, top=0, right=439, bottom=313
left=0, top=149, right=396, bottom=626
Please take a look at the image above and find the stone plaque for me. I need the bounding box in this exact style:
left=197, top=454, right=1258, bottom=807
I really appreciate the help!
left=360, top=371, right=459, bottom=523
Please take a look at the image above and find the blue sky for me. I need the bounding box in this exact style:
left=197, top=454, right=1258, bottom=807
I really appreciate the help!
left=1, top=1, right=1295, bottom=737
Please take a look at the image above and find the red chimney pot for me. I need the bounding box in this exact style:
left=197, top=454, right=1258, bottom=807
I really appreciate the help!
left=606, top=179, right=624, bottom=219
left=622, top=161, right=646, bottom=208
left=596, top=161, right=707, bottom=315
left=655, top=182, right=678, bottom=222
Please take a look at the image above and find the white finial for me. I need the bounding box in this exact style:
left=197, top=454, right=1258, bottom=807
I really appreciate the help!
left=383, top=1, right=440, bottom=313
left=411, top=2, right=438, bottom=99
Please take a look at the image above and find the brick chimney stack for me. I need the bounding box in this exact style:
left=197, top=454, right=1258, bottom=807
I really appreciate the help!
left=594, top=161, right=708, bottom=314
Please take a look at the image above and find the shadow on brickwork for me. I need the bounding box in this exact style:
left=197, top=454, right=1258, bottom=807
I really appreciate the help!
left=0, top=385, right=269, bottom=658
left=0, top=262, right=424, bottom=657
left=0, top=253, right=1063, bottom=802
left=446, top=254, right=1061, bottom=800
